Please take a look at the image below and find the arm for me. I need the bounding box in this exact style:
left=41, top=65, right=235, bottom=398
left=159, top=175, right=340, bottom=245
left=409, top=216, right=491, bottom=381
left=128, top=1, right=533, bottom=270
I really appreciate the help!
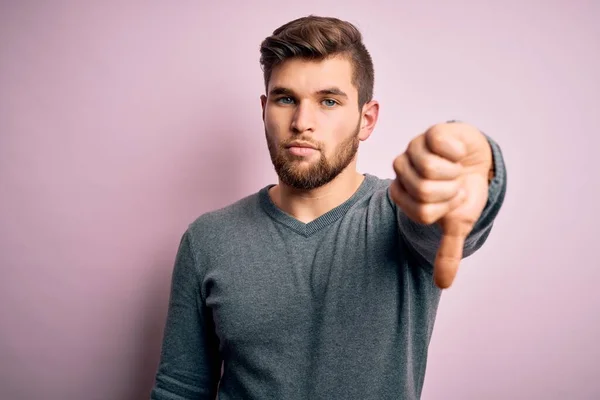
left=150, top=231, right=221, bottom=400
left=394, top=135, right=507, bottom=266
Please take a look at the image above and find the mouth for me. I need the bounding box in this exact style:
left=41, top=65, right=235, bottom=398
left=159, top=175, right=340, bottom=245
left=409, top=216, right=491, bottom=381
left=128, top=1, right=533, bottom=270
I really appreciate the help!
left=286, top=141, right=318, bottom=150
left=285, top=142, right=319, bottom=157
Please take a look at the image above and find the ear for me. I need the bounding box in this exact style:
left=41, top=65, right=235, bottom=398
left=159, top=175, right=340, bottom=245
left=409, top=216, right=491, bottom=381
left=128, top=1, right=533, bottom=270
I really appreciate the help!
left=260, top=95, right=267, bottom=121
left=358, top=100, right=379, bottom=141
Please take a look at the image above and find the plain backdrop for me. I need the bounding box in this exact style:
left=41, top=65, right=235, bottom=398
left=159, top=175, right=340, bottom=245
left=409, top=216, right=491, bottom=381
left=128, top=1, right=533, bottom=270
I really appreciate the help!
left=1, top=1, right=598, bottom=399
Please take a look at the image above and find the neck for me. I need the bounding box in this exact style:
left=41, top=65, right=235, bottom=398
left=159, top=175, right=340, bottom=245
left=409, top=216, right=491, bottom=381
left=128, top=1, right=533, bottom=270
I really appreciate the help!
left=269, top=164, right=365, bottom=224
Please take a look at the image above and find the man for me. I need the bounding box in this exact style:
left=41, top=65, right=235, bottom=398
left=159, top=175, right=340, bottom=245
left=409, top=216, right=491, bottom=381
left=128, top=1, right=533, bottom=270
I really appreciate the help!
left=150, top=15, right=506, bottom=400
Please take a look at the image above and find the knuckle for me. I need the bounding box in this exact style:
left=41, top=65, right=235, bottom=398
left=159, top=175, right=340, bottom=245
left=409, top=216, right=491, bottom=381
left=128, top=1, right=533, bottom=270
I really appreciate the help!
left=392, top=156, right=404, bottom=174
left=427, top=129, right=446, bottom=148
left=419, top=159, right=438, bottom=178
left=415, top=206, right=436, bottom=225
left=389, top=181, right=402, bottom=203
left=415, top=182, right=434, bottom=201
left=406, top=138, right=419, bottom=157
left=426, top=123, right=443, bottom=136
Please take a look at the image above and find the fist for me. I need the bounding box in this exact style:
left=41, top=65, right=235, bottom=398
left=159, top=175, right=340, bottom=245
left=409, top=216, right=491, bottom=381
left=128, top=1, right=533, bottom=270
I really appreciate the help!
left=390, top=122, right=493, bottom=289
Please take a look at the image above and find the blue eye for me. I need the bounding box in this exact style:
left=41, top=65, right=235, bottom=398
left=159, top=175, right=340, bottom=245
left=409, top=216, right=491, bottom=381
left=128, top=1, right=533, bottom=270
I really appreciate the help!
left=277, top=97, right=294, bottom=104
left=322, top=99, right=337, bottom=107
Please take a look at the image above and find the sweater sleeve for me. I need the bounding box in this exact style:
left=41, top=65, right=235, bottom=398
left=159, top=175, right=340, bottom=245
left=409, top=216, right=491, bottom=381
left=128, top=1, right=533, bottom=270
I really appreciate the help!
left=150, top=230, right=222, bottom=400
left=391, top=134, right=508, bottom=270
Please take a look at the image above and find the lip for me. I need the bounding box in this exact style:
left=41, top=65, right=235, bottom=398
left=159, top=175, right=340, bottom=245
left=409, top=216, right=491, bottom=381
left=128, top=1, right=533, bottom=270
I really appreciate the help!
left=287, top=146, right=317, bottom=156
left=286, top=142, right=317, bottom=150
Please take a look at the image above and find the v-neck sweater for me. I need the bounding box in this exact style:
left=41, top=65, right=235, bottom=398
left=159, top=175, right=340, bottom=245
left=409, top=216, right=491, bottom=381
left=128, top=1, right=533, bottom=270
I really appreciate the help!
left=151, top=137, right=507, bottom=400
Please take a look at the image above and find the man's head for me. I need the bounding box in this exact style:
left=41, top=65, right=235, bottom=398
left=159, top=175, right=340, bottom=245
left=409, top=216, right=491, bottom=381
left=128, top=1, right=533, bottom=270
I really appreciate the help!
left=259, top=15, right=379, bottom=190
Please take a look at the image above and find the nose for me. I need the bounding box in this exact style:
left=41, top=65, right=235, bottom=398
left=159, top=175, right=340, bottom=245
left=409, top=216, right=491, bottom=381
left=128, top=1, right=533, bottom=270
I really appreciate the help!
left=290, top=101, right=315, bottom=133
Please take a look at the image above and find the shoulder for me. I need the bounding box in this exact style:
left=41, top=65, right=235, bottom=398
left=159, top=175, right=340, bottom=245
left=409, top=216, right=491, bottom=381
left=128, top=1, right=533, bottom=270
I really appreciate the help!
left=186, top=191, right=261, bottom=241
left=371, top=174, right=393, bottom=191
left=364, top=173, right=395, bottom=208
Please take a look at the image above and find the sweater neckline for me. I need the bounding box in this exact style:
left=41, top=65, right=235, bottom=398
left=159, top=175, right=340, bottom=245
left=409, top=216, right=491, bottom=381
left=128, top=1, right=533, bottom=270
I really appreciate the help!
left=258, top=173, right=378, bottom=237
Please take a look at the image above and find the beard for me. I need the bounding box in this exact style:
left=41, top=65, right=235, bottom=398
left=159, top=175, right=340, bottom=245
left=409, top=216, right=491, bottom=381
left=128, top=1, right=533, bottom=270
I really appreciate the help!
left=265, top=120, right=361, bottom=190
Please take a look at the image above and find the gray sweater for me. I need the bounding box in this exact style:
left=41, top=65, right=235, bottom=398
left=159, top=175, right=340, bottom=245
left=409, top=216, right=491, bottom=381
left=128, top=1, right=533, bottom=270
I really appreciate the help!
left=150, top=138, right=506, bottom=400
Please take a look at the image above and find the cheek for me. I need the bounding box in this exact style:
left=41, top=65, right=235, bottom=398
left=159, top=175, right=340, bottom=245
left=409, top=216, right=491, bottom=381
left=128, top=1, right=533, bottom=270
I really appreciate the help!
left=264, top=117, right=287, bottom=147
left=326, top=117, right=359, bottom=152
left=266, top=119, right=283, bottom=138
left=265, top=106, right=288, bottom=131
left=323, top=108, right=356, bottom=128
left=328, top=114, right=357, bottom=140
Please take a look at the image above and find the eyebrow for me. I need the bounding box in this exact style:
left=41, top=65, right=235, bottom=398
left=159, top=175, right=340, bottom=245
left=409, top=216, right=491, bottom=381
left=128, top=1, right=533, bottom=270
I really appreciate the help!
left=269, top=86, right=348, bottom=99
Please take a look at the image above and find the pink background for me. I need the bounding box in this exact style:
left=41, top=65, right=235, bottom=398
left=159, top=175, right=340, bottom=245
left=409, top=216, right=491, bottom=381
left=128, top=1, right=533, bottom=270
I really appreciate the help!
left=1, top=1, right=598, bottom=399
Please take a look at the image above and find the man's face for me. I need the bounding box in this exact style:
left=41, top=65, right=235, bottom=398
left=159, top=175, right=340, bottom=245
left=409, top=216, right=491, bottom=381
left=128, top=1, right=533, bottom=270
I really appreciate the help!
left=261, top=55, right=371, bottom=190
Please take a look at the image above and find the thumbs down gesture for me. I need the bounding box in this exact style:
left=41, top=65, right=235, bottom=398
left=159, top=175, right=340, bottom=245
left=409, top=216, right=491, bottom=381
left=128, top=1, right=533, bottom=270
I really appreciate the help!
left=390, top=121, right=494, bottom=289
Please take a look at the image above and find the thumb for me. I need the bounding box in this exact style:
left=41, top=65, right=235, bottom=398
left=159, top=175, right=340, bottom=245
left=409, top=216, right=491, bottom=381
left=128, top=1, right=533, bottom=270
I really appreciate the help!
left=434, top=221, right=467, bottom=289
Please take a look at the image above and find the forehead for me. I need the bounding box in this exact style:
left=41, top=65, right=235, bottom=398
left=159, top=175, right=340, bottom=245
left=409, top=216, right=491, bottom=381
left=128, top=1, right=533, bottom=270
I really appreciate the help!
left=268, top=55, right=356, bottom=96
